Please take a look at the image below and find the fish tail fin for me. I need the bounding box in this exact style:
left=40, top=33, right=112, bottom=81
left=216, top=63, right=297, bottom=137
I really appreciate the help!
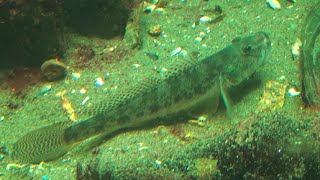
left=11, top=122, right=73, bottom=164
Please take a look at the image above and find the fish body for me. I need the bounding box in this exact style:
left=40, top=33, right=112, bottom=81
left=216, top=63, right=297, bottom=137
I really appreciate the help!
left=12, top=32, right=271, bottom=163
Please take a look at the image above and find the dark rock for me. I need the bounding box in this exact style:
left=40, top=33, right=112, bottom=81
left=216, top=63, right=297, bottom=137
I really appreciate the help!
left=41, top=59, right=67, bottom=81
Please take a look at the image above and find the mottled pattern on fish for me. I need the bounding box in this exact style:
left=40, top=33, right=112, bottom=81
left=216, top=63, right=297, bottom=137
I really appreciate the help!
left=12, top=32, right=271, bottom=163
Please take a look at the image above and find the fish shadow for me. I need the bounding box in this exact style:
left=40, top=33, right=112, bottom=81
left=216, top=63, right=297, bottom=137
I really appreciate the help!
left=229, top=73, right=263, bottom=105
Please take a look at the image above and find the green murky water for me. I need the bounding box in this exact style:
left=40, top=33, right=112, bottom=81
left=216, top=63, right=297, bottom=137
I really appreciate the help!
left=1, top=0, right=320, bottom=179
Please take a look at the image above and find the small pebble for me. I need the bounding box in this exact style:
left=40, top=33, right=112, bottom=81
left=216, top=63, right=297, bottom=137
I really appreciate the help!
left=37, top=84, right=52, bottom=95
left=103, top=88, right=108, bottom=93
left=160, top=68, right=168, bottom=73
left=288, top=87, right=301, bottom=96
left=41, top=59, right=67, bottom=82
left=72, top=72, right=81, bottom=79
left=0, top=153, right=5, bottom=160
left=266, top=0, right=281, bottom=9
left=195, top=37, right=203, bottom=43
left=79, top=88, right=87, bottom=94
left=148, top=25, right=162, bottom=37
left=105, top=73, right=111, bottom=77
left=95, top=77, right=104, bottom=86
left=199, top=16, right=212, bottom=23
left=155, top=160, right=162, bottom=167
left=145, top=4, right=156, bottom=13
left=42, top=175, right=50, bottom=180
left=133, top=64, right=141, bottom=69
left=291, top=38, right=302, bottom=60
left=171, top=47, right=182, bottom=56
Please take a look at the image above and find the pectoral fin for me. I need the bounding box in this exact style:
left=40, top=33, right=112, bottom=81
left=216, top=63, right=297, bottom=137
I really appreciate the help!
left=220, top=77, right=234, bottom=119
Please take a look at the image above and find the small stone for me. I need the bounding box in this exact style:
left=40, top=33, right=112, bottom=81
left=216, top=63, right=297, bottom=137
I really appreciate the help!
left=148, top=25, right=162, bottom=37
left=0, top=116, right=4, bottom=122
left=71, top=72, right=81, bottom=79
left=154, top=159, right=162, bottom=167
left=95, top=77, right=104, bottom=86
left=41, top=59, right=67, bottom=81
left=79, top=88, right=87, bottom=94
left=199, top=16, right=212, bottom=23
left=266, top=0, right=281, bottom=9
left=288, top=87, right=301, bottom=96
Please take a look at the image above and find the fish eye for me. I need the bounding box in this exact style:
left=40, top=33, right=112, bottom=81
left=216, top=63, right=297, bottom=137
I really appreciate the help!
left=243, top=45, right=252, bottom=54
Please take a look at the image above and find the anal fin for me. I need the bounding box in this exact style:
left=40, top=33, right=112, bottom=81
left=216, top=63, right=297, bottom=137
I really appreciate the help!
left=189, top=84, right=220, bottom=119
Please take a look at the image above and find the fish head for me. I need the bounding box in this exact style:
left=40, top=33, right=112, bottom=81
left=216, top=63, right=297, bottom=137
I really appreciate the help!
left=222, top=32, right=271, bottom=86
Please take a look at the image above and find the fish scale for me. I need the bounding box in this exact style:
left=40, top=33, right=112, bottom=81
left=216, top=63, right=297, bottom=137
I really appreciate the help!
left=11, top=32, right=271, bottom=163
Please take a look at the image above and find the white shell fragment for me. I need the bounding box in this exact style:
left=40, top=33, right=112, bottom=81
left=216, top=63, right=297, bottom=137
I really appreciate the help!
left=145, top=4, right=156, bottom=12
left=291, top=38, right=302, bottom=60
left=71, top=72, right=81, bottom=79
left=38, top=84, right=52, bottom=95
left=79, top=88, right=87, bottom=94
left=199, top=16, right=212, bottom=23
left=95, top=77, right=104, bottom=86
left=155, top=8, right=166, bottom=13
left=288, top=87, right=301, bottom=96
left=154, top=160, right=162, bottom=167
left=133, top=64, right=141, bottom=69
left=160, top=68, right=168, bottom=73
left=195, top=32, right=206, bottom=43
left=195, top=37, right=203, bottom=43
left=81, top=96, right=90, bottom=105
left=0, top=116, right=4, bottom=122
left=266, top=0, right=281, bottom=9
left=171, top=47, right=182, bottom=56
